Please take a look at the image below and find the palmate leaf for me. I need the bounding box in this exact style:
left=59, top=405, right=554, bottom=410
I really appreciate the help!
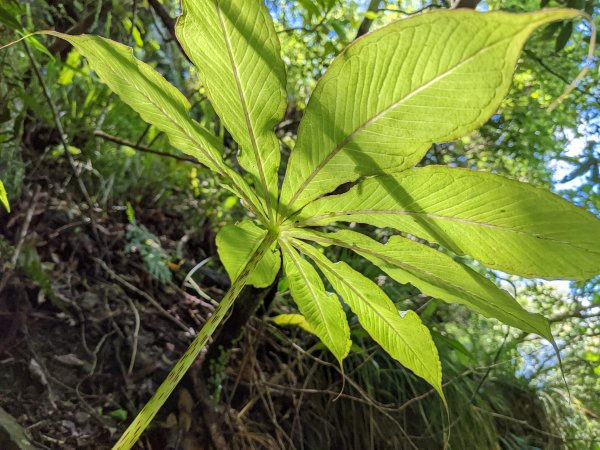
left=297, top=166, right=600, bottom=280
left=176, top=0, right=287, bottom=217
left=280, top=241, right=351, bottom=364
left=293, top=239, right=443, bottom=398
left=216, top=220, right=281, bottom=288
left=289, top=229, right=555, bottom=344
left=0, top=179, right=9, bottom=213
left=279, top=9, right=579, bottom=215
left=20, top=4, right=594, bottom=448
left=45, top=32, right=265, bottom=221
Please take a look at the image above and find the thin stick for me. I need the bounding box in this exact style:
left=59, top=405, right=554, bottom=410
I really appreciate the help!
left=93, top=257, right=190, bottom=333
left=547, top=13, right=597, bottom=112
left=22, top=40, right=105, bottom=251
left=124, top=296, right=141, bottom=376
left=93, top=130, right=204, bottom=166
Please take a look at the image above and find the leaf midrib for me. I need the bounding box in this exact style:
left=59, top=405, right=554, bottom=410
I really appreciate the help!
left=299, top=208, right=600, bottom=255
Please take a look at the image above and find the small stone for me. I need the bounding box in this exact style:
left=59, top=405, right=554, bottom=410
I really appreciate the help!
left=74, top=412, right=90, bottom=425
left=53, top=354, right=85, bottom=367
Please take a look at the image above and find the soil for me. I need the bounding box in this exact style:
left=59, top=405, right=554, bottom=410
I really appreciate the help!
left=0, top=185, right=232, bottom=449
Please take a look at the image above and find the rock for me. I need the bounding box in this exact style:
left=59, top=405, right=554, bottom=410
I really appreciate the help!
left=74, top=411, right=90, bottom=425
left=53, top=354, right=86, bottom=368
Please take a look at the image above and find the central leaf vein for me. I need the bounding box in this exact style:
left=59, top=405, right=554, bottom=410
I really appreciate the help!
left=214, top=0, right=273, bottom=216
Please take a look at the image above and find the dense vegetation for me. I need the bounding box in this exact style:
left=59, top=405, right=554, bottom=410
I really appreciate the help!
left=0, top=0, right=599, bottom=449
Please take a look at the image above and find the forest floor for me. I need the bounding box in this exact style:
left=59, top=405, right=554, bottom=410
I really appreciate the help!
left=0, top=184, right=240, bottom=449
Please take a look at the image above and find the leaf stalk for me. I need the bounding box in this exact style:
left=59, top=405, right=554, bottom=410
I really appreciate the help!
left=111, top=231, right=278, bottom=449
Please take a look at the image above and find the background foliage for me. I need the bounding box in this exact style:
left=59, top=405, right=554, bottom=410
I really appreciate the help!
left=0, top=0, right=599, bottom=448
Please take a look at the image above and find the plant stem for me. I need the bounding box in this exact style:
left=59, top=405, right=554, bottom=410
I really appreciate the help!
left=112, top=232, right=278, bottom=450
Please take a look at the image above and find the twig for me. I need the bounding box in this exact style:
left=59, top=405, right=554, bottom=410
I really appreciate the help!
left=146, top=0, right=191, bottom=61
left=23, top=40, right=105, bottom=252
left=524, top=49, right=598, bottom=102
left=355, top=0, right=382, bottom=39
left=93, top=257, right=190, bottom=332
left=93, top=129, right=204, bottom=166
left=546, top=13, right=597, bottom=112
left=135, top=124, right=151, bottom=146
left=27, top=346, right=58, bottom=410
left=124, top=296, right=141, bottom=375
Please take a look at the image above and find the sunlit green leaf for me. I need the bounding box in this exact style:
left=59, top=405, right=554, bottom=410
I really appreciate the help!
left=46, top=32, right=224, bottom=172
left=280, top=9, right=578, bottom=214
left=290, top=229, right=555, bottom=343
left=298, top=166, right=600, bottom=280
left=216, top=220, right=280, bottom=288
left=281, top=241, right=351, bottom=363
left=109, top=409, right=129, bottom=421
left=58, top=49, right=82, bottom=85
left=177, top=0, right=287, bottom=215
left=45, top=31, right=265, bottom=221
left=0, top=179, right=9, bottom=213
left=294, top=239, right=443, bottom=398
left=271, top=313, right=315, bottom=334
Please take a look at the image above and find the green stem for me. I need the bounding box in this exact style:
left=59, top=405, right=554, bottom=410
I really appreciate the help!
left=112, top=232, right=277, bottom=450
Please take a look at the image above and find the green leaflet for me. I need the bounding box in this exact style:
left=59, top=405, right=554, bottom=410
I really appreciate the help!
left=279, top=9, right=579, bottom=215
left=45, top=32, right=224, bottom=172
left=0, top=179, right=9, bottom=213
left=216, top=220, right=281, bottom=288
left=271, top=313, right=315, bottom=335
left=297, top=166, right=600, bottom=280
left=293, top=239, right=443, bottom=398
left=177, top=0, right=287, bottom=217
left=46, top=31, right=265, bottom=221
left=290, top=229, right=554, bottom=344
left=281, top=241, right=351, bottom=363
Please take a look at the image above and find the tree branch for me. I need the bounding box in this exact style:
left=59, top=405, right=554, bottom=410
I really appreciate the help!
left=93, top=130, right=204, bottom=166
left=146, top=0, right=190, bottom=61
left=524, top=49, right=599, bottom=103
left=355, top=0, right=382, bottom=39
left=23, top=41, right=105, bottom=252
left=451, top=0, right=481, bottom=8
